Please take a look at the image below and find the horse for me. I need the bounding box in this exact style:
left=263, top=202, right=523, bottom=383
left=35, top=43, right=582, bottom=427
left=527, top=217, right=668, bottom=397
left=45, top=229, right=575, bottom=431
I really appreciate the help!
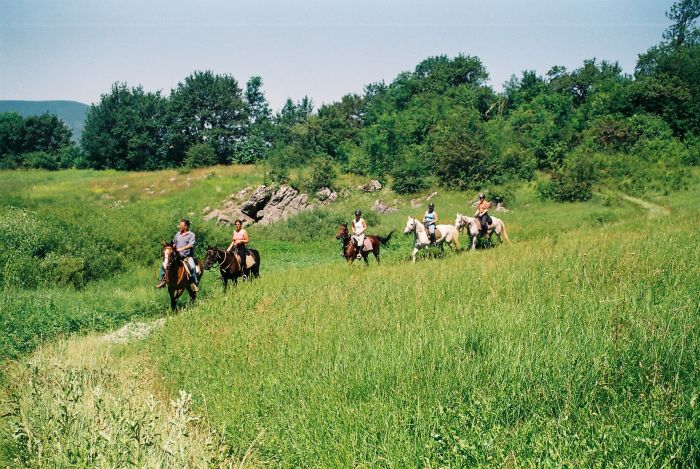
left=403, top=217, right=460, bottom=262
left=335, top=223, right=394, bottom=265
left=203, top=246, right=260, bottom=290
left=454, top=213, right=510, bottom=250
left=161, top=242, right=204, bottom=310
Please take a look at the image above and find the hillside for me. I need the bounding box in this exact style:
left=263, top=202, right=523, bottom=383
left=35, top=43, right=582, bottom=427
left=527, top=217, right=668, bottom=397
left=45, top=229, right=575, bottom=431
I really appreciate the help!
left=0, top=100, right=89, bottom=142
left=1, top=167, right=699, bottom=466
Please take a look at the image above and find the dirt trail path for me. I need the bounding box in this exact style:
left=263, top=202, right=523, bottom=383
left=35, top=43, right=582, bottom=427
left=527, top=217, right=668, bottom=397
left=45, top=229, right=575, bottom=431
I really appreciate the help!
left=619, top=193, right=671, bottom=218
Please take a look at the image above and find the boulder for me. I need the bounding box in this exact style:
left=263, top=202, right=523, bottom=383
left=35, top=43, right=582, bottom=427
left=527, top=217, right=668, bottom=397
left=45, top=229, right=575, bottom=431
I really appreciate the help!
left=258, top=186, right=311, bottom=225
left=361, top=180, right=382, bottom=192
left=241, top=185, right=272, bottom=219
left=203, top=209, right=220, bottom=221
left=495, top=202, right=510, bottom=213
left=315, top=187, right=338, bottom=203
left=410, top=199, right=421, bottom=208
left=426, top=191, right=438, bottom=200
left=373, top=199, right=397, bottom=214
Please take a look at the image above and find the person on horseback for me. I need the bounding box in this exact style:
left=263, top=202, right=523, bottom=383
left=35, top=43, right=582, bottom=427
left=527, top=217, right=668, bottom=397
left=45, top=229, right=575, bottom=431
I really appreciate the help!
left=423, top=203, right=438, bottom=246
left=474, top=193, right=492, bottom=237
left=157, top=218, right=198, bottom=291
left=351, top=210, right=367, bottom=259
left=226, top=219, right=250, bottom=278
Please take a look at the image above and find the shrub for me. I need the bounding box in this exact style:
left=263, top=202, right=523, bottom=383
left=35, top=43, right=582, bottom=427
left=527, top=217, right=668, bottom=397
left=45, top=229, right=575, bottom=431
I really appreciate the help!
left=23, top=151, right=59, bottom=170
left=183, top=143, right=216, bottom=169
left=307, top=157, right=337, bottom=192
left=487, top=185, right=515, bottom=205
left=549, top=153, right=596, bottom=202
left=391, top=155, right=429, bottom=194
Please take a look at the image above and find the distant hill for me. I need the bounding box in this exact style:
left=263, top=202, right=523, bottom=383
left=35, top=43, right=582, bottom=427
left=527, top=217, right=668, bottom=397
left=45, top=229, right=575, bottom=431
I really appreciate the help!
left=0, top=100, right=89, bottom=142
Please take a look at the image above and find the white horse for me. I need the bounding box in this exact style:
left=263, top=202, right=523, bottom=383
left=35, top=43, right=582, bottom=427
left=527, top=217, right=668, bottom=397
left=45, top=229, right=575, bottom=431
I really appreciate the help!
left=455, top=213, right=510, bottom=250
left=404, top=217, right=460, bottom=262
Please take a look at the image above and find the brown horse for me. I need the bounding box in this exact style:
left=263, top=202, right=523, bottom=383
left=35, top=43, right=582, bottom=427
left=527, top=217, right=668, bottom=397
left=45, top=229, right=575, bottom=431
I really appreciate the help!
left=335, top=223, right=394, bottom=265
left=203, top=246, right=260, bottom=290
left=161, top=242, right=204, bottom=310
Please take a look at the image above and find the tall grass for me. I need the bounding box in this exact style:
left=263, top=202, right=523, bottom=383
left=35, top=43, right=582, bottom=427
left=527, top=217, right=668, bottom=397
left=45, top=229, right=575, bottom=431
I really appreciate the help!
left=145, top=210, right=700, bottom=466
left=2, top=167, right=699, bottom=465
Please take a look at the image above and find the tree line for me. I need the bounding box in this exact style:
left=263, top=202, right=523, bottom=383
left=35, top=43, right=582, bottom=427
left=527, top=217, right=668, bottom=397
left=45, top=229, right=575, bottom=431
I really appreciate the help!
left=1, top=0, right=698, bottom=200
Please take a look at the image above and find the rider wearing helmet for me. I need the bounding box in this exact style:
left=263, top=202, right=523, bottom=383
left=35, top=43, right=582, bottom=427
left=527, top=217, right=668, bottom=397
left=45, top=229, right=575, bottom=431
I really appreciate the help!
left=423, top=203, right=438, bottom=246
left=474, top=193, right=492, bottom=236
left=351, top=209, right=367, bottom=259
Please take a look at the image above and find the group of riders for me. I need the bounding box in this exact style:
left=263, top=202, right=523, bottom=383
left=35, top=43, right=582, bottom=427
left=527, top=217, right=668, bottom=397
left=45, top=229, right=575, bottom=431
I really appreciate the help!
left=157, top=193, right=494, bottom=288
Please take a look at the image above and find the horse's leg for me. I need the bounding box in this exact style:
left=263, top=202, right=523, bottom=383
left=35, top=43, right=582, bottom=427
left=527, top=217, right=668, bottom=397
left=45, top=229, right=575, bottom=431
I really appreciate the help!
left=374, top=245, right=380, bottom=264
left=363, top=252, right=369, bottom=266
left=411, top=246, right=419, bottom=262
left=471, top=235, right=477, bottom=250
left=169, top=290, right=177, bottom=310
left=187, top=286, right=196, bottom=303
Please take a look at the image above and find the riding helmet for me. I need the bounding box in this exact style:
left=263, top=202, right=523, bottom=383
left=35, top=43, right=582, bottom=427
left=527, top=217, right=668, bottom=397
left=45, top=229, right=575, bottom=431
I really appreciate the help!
left=355, top=209, right=361, bottom=215
left=428, top=203, right=434, bottom=209
left=478, top=193, right=485, bottom=199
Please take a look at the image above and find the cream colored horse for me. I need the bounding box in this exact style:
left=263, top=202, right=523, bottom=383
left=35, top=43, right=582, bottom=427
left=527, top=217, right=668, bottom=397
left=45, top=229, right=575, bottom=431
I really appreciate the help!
left=404, top=217, right=460, bottom=262
left=455, top=213, right=510, bottom=250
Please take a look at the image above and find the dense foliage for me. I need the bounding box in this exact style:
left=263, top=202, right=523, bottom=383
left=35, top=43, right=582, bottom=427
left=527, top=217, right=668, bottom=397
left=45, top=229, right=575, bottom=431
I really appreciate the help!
left=1, top=3, right=698, bottom=199
left=0, top=112, right=77, bottom=169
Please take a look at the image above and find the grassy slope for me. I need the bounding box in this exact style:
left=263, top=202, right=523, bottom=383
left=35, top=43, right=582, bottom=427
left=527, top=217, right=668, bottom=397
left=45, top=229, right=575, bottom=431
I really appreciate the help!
left=144, top=188, right=700, bottom=466
left=2, top=168, right=699, bottom=466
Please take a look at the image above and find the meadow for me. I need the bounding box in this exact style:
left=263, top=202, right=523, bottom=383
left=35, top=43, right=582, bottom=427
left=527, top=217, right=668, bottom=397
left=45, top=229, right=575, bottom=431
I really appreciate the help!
left=1, top=167, right=699, bottom=466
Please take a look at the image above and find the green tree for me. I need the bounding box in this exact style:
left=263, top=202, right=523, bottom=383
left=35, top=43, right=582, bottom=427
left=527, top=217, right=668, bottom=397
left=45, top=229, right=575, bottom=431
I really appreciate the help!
left=22, top=113, right=72, bottom=155
left=184, top=143, right=217, bottom=168
left=81, top=83, right=166, bottom=170
left=166, top=71, right=248, bottom=164
left=0, top=112, right=25, bottom=163
left=663, top=0, right=700, bottom=46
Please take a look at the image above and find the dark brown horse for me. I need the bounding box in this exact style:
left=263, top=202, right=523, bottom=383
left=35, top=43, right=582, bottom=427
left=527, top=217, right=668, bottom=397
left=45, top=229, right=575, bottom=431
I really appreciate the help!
left=161, top=242, right=204, bottom=310
left=335, top=224, right=394, bottom=265
left=204, top=246, right=260, bottom=290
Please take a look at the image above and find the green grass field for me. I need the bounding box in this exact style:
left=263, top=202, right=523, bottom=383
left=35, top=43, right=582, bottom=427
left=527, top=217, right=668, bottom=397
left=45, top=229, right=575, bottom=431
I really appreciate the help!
left=1, top=167, right=699, bottom=466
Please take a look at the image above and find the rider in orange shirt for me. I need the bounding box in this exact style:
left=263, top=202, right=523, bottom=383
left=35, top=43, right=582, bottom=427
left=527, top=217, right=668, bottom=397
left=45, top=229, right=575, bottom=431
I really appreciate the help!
left=474, top=193, right=492, bottom=236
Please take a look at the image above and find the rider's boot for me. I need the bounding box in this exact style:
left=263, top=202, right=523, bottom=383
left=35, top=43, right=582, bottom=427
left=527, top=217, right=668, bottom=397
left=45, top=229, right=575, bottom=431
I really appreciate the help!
left=356, top=242, right=362, bottom=259
left=430, top=233, right=436, bottom=246
left=156, top=279, right=166, bottom=289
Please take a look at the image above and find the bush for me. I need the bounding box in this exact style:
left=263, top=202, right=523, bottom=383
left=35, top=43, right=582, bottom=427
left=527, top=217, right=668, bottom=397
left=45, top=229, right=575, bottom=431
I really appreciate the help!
left=183, top=143, right=216, bottom=169
left=307, top=157, right=336, bottom=192
left=487, top=185, right=515, bottom=205
left=57, top=145, right=88, bottom=169
left=549, top=153, right=596, bottom=202
left=23, top=151, right=59, bottom=170
left=391, top=157, right=429, bottom=194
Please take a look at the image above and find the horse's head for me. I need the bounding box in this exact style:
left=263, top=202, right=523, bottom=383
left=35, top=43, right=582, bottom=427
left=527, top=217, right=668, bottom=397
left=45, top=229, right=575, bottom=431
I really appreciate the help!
left=404, top=217, right=417, bottom=235
left=162, top=242, right=176, bottom=270
left=336, top=223, right=349, bottom=240
left=455, top=215, right=479, bottom=236
left=203, top=246, right=219, bottom=270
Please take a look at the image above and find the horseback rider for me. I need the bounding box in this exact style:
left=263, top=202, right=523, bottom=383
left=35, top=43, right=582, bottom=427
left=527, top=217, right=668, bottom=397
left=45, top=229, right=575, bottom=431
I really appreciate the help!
left=226, top=219, right=250, bottom=277
left=474, top=193, right=492, bottom=237
left=351, top=210, right=367, bottom=259
left=157, top=218, right=198, bottom=291
left=423, top=203, right=438, bottom=246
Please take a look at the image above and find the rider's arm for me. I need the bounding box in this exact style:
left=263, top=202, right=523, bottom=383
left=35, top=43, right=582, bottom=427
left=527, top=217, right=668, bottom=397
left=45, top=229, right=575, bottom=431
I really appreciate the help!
left=226, top=241, right=235, bottom=252
left=434, top=212, right=438, bottom=223
left=240, top=230, right=249, bottom=244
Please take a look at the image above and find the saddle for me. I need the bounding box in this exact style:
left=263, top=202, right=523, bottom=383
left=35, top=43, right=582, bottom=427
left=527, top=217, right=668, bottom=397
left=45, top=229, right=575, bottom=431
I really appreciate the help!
left=234, top=252, right=256, bottom=269
left=362, top=238, right=373, bottom=251
left=433, top=227, right=442, bottom=239
left=181, top=258, right=201, bottom=279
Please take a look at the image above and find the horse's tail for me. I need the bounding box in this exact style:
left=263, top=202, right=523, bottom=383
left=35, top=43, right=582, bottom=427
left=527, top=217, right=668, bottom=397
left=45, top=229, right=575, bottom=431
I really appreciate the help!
left=501, top=221, right=510, bottom=242
left=378, top=230, right=395, bottom=245
left=250, top=249, right=261, bottom=278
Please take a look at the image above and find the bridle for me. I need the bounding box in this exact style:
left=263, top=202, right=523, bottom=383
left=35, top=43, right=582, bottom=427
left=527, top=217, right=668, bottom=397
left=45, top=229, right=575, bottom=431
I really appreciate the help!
left=207, top=248, right=236, bottom=272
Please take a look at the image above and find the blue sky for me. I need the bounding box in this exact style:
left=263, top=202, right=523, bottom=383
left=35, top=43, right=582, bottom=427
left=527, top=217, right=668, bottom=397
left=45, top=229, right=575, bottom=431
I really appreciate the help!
left=0, top=0, right=672, bottom=110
